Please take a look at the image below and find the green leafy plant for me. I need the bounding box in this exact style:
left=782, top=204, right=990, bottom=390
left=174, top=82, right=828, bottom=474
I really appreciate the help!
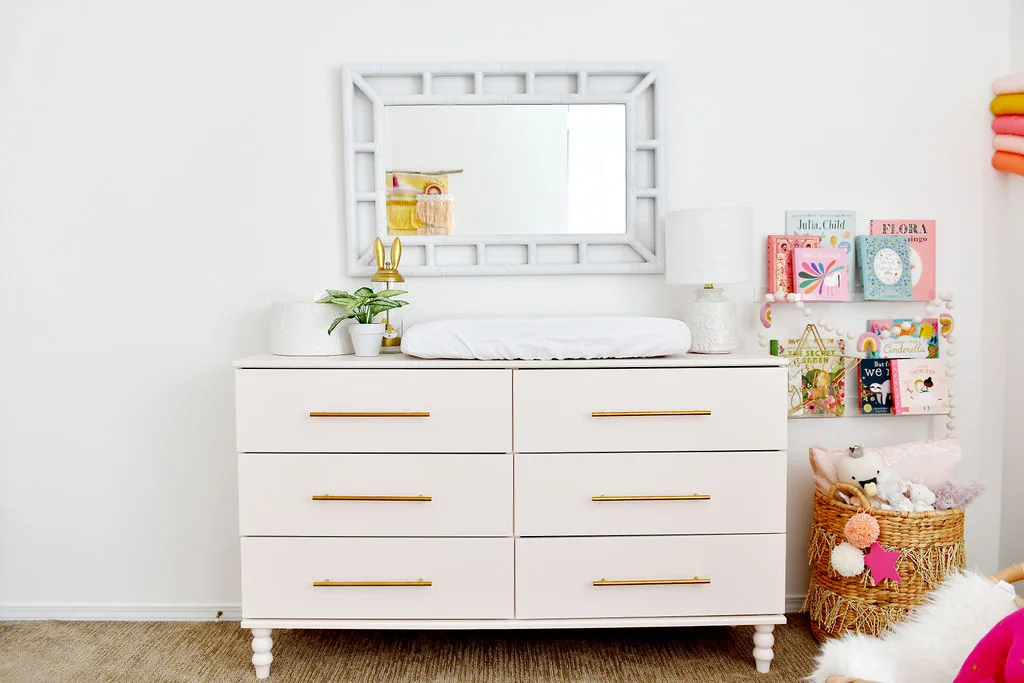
left=316, top=287, right=409, bottom=333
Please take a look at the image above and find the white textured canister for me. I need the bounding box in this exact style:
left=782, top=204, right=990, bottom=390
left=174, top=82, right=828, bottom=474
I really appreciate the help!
left=270, top=302, right=354, bottom=356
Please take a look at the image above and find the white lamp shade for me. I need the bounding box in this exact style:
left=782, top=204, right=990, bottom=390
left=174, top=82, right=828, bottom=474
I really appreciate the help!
left=664, top=207, right=754, bottom=285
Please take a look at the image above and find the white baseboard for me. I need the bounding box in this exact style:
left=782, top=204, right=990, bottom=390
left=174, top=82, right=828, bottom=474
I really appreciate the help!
left=2, top=599, right=807, bottom=623
left=0, top=603, right=242, bottom=622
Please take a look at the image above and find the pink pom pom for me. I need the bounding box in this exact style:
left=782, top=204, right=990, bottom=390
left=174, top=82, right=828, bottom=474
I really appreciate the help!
left=844, top=512, right=880, bottom=549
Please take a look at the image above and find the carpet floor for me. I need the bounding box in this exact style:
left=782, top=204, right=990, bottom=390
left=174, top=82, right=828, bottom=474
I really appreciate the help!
left=0, top=615, right=820, bottom=682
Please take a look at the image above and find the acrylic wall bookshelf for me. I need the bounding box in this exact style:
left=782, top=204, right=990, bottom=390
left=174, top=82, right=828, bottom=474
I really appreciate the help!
left=754, top=289, right=956, bottom=436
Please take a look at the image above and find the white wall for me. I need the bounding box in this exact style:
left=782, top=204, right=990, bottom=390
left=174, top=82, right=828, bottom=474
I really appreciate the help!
left=0, top=0, right=1012, bottom=615
left=1000, top=0, right=1024, bottom=575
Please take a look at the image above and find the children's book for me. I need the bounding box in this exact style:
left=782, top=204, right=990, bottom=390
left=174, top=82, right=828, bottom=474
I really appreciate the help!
left=855, top=235, right=913, bottom=300
left=869, top=219, right=936, bottom=302
left=793, top=247, right=849, bottom=301
left=890, top=358, right=949, bottom=415
left=858, top=358, right=893, bottom=415
left=772, top=336, right=847, bottom=417
left=785, top=211, right=856, bottom=295
left=767, top=235, right=821, bottom=295
left=867, top=318, right=939, bottom=359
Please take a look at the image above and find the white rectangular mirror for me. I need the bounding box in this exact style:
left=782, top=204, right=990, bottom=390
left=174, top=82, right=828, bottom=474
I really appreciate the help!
left=342, top=64, right=664, bottom=276
left=384, top=104, right=626, bottom=237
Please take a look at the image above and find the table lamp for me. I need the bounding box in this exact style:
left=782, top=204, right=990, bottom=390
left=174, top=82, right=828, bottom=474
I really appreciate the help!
left=665, top=207, right=753, bottom=354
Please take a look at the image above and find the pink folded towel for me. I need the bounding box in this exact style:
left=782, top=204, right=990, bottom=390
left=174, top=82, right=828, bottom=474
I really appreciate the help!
left=994, top=134, right=1024, bottom=155
left=993, top=115, right=1024, bottom=135
left=993, top=72, right=1024, bottom=95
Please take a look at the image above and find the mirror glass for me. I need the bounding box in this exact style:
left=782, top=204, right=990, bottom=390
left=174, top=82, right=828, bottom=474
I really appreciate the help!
left=383, top=104, right=626, bottom=237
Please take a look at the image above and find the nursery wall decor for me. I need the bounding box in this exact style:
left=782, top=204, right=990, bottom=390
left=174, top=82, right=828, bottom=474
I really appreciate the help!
left=757, top=210, right=956, bottom=435
left=991, top=71, right=1024, bottom=177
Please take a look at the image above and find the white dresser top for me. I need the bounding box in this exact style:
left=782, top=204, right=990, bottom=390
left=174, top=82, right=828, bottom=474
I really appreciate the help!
left=234, top=352, right=788, bottom=370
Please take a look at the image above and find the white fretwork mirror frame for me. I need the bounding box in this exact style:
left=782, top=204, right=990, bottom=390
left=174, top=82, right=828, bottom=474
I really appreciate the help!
left=342, top=63, right=664, bottom=276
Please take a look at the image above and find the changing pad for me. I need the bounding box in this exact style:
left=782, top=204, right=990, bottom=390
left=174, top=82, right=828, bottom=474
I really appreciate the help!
left=400, top=317, right=691, bottom=360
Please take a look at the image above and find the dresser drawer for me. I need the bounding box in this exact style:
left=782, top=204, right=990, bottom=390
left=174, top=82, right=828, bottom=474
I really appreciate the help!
left=514, top=451, right=786, bottom=536
left=239, top=453, right=512, bottom=536
left=513, top=368, right=786, bottom=452
left=515, top=535, right=785, bottom=619
left=235, top=369, right=511, bottom=453
left=241, top=537, right=514, bottom=619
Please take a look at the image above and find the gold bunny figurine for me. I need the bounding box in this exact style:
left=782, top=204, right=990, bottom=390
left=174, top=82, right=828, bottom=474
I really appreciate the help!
left=371, top=237, right=404, bottom=283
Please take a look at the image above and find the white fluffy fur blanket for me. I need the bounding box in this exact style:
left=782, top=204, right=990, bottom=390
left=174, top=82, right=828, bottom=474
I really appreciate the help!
left=807, top=571, right=1020, bottom=683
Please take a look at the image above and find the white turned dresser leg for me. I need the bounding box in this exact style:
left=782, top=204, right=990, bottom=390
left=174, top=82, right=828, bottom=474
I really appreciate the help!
left=251, top=628, right=273, bottom=679
left=752, top=624, right=775, bottom=674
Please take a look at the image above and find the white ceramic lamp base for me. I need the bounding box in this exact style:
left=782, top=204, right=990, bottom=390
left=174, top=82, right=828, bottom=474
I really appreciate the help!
left=682, top=286, right=738, bottom=354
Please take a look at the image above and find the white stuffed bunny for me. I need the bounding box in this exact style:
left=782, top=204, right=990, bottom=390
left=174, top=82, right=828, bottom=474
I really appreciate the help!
left=875, top=473, right=914, bottom=511
left=907, top=482, right=936, bottom=512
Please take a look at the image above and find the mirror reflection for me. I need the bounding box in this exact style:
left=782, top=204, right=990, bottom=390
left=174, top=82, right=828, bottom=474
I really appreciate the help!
left=383, top=104, right=626, bottom=237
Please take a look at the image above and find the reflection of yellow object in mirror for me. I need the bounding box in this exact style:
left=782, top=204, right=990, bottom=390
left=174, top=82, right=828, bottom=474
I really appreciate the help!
left=386, top=171, right=453, bottom=235
left=415, top=195, right=453, bottom=233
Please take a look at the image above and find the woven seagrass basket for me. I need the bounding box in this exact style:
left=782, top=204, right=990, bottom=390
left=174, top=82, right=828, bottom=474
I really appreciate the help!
left=804, top=482, right=966, bottom=642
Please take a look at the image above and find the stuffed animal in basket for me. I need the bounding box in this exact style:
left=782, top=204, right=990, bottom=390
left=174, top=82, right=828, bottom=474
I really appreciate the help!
left=836, top=445, right=885, bottom=498
left=836, top=445, right=936, bottom=511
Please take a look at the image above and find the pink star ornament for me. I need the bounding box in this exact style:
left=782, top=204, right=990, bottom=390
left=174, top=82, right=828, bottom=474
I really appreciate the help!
left=863, top=542, right=901, bottom=585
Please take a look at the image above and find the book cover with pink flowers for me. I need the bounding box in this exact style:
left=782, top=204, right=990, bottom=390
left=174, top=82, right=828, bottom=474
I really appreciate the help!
left=793, top=247, right=849, bottom=301
left=869, top=219, right=936, bottom=301
left=890, top=358, right=949, bottom=415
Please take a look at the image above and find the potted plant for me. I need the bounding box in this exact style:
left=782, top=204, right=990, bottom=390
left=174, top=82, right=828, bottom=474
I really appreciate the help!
left=316, top=287, right=409, bottom=357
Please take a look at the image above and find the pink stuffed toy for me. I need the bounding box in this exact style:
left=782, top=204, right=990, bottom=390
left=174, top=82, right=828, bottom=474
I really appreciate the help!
left=954, top=608, right=1024, bottom=682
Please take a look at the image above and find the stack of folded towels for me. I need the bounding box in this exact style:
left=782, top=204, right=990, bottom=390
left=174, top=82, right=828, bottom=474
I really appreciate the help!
left=991, top=72, right=1024, bottom=177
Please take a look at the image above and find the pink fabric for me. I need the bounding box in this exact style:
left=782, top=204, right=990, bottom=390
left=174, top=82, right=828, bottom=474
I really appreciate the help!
left=993, top=72, right=1024, bottom=95
left=809, top=437, right=961, bottom=496
left=993, top=116, right=1024, bottom=135
left=994, top=134, right=1024, bottom=155
left=954, top=608, right=1024, bottom=682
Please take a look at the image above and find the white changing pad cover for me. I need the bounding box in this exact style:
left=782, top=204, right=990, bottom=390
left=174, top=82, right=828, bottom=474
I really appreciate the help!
left=401, top=317, right=691, bottom=360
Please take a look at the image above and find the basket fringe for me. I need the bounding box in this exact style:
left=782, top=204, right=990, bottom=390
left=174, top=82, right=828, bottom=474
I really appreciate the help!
left=804, top=582, right=909, bottom=638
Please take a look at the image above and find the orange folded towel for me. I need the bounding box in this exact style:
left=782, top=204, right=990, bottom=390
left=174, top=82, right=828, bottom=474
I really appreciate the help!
left=990, top=94, right=1024, bottom=115
left=992, top=150, right=1024, bottom=177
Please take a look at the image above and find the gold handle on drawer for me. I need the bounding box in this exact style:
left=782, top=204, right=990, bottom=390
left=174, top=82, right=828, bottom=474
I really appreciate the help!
left=591, top=410, right=711, bottom=417
left=592, top=494, right=711, bottom=502
left=593, top=577, right=711, bottom=587
left=313, top=579, right=432, bottom=587
left=312, top=495, right=431, bottom=502
left=309, top=411, right=430, bottom=418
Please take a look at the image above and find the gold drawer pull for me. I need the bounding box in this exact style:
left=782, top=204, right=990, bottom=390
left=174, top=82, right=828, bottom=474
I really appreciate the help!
left=592, top=494, right=711, bottom=502
left=591, top=410, right=711, bottom=417
left=313, top=579, right=432, bottom=587
left=312, top=495, right=431, bottom=502
left=309, top=411, right=430, bottom=418
left=593, top=577, right=710, bottom=587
